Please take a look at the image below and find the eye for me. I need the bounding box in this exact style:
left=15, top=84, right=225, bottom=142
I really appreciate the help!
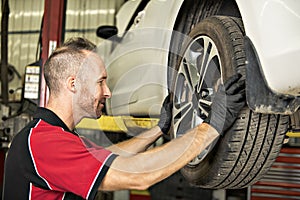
left=98, top=79, right=105, bottom=86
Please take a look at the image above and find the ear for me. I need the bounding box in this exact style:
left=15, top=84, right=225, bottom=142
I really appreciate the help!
left=67, top=76, right=76, bottom=93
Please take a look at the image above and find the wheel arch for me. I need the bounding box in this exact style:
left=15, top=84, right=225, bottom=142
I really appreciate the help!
left=172, top=0, right=300, bottom=115
left=173, top=0, right=242, bottom=32
left=245, top=37, right=300, bottom=115
left=168, top=0, right=243, bottom=89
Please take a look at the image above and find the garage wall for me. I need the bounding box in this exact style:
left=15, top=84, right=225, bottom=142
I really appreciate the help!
left=1, top=0, right=44, bottom=96
left=0, top=0, right=124, bottom=100
left=65, top=0, right=124, bottom=44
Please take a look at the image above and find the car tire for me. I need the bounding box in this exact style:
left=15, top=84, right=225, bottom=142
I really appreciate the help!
left=169, top=16, right=289, bottom=189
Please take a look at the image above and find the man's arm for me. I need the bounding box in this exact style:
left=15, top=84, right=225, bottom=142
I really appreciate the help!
left=106, top=95, right=173, bottom=156
left=101, top=74, right=245, bottom=191
left=101, top=123, right=218, bottom=191
left=106, top=126, right=162, bottom=156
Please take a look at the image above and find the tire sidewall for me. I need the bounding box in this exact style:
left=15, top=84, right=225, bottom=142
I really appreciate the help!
left=172, top=16, right=245, bottom=186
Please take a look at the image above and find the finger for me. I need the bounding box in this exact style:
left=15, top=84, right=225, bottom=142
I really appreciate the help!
left=226, top=80, right=245, bottom=95
left=229, top=91, right=246, bottom=102
left=224, top=73, right=242, bottom=90
left=162, top=94, right=171, bottom=106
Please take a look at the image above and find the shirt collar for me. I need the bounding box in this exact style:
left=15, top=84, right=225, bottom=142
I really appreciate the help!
left=33, top=107, right=75, bottom=134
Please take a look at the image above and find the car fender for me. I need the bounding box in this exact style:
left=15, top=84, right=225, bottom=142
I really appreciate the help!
left=110, top=0, right=300, bottom=115
left=117, top=0, right=300, bottom=97
left=106, top=0, right=184, bottom=116
left=116, top=0, right=184, bottom=33
left=116, top=0, right=143, bottom=33
left=235, top=0, right=300, bottom=96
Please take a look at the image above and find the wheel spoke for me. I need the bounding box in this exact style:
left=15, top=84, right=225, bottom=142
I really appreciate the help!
left=191, top=110, right=203, bottom=127
left=198, top=99, right=212, bottom=117
left=185, top=49, right=203, bottom=87
left=197, top=36, right=220, bottom=91
left=173, top=102, right=193, bottom=134
left=178, top=59, right=197, bottom=93
left=173, top=36, right=221, bottom=142
left=173, top=101, right=192, bottom=121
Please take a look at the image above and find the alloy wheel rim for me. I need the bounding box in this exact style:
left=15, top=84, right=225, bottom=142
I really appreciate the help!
left=172, top=35, right=222, bottom=165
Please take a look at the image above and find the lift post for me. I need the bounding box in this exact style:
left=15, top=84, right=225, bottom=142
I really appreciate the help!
left=40, top=0, right=66, bottom=107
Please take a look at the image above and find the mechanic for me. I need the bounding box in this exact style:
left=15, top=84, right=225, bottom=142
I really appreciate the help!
left=3, top=37, right=245, bottom=200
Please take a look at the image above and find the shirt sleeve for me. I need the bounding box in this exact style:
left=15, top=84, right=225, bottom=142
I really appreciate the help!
left=29, top=126, right=117, bottom=200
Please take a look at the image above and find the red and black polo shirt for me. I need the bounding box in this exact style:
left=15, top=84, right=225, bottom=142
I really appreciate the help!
left=3, top=107, right=117, bottom=200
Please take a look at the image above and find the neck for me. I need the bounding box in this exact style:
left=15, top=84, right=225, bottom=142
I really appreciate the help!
left=46, top=96, right=75, bottom=130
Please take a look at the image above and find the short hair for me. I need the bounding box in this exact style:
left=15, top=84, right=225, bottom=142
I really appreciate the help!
left=44, top=37, right=96, bottom=95
left=61, top=37, right=96, bottom=51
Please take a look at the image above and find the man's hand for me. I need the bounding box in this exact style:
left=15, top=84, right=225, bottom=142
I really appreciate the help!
left=158, top=94, right=173, bottom=134
left=205, top=74, right=246, bottom=135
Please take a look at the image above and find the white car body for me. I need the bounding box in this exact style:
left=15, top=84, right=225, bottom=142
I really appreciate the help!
left=97, top=0, right=299, bottom=188
left=235, top=0, right=300, bottom=96
left=103, top=0, right=300, bottom=116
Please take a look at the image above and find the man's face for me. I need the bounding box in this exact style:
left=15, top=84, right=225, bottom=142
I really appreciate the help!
left=75, top=52, right=111, bottom=119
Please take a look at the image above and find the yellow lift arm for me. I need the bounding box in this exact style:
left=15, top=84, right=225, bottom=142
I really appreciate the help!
left=76, top=115, right=159, bottom=132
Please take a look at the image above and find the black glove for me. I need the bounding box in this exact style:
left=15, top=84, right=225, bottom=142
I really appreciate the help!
left=205, top=74, right=246, bottom=135
left=158, top=94, right=173, bottom=134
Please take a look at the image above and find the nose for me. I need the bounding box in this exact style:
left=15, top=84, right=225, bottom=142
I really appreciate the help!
left=104, top=84, right=112, bottom=98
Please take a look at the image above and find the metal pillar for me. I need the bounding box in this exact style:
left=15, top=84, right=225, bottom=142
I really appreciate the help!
left=1, top=0, right=9, bottom=105
left=39, top=0, right=66, bottom=107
